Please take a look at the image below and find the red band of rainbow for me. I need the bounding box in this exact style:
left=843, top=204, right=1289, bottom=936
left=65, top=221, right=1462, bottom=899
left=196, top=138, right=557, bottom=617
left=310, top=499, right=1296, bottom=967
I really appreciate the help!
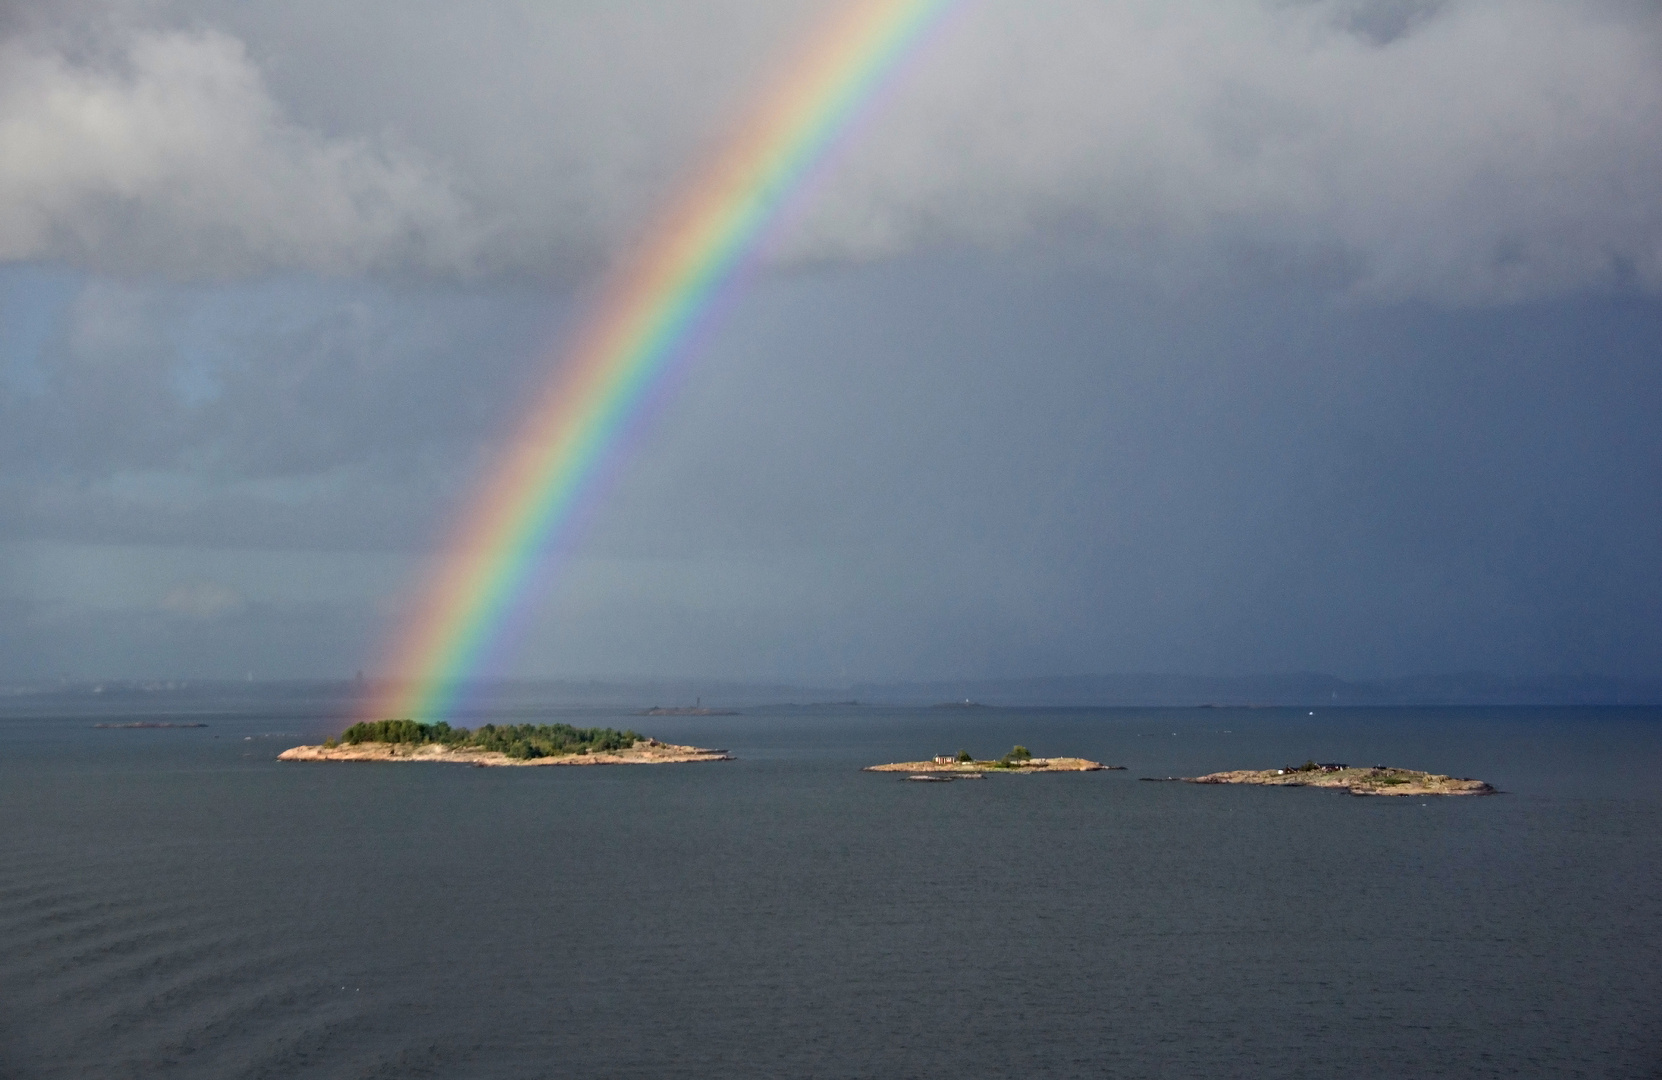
left=364, top=0, right=957, bottom=724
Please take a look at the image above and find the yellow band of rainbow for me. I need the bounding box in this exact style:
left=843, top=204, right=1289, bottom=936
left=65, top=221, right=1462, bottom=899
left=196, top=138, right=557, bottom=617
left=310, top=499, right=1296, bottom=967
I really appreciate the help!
left=365, top=0, right=957, bottom=724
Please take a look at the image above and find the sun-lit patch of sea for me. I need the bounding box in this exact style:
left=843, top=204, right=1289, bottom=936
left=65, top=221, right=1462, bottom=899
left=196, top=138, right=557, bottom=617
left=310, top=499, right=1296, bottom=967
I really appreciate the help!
left=2, top=693, right=1659, bottom=1077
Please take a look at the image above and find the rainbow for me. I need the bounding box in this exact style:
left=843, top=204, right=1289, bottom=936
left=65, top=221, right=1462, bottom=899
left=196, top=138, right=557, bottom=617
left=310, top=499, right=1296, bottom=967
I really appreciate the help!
left=365, top=0, right=957, bottom=724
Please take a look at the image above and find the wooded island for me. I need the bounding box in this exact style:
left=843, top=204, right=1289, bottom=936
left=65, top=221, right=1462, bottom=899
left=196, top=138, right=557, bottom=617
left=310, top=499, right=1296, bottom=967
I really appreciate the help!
left=279, top=719, right=730, bottom=766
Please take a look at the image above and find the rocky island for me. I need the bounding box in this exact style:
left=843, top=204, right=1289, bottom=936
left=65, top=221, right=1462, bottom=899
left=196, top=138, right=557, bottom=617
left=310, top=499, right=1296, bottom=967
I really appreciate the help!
left=865, top=745, right=1110, bottom=775
left=1184, top=761, right=1493, bottom=796
left=279, top=719, right=730, bottom=767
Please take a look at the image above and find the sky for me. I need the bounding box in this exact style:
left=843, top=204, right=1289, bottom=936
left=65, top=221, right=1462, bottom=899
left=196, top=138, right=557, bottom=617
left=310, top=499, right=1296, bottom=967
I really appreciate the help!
left=1, top=0, right=1659, bottom=683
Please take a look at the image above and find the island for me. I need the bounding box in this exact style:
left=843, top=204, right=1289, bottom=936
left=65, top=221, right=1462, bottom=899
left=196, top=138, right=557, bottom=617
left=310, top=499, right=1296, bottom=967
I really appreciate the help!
left=278, top=719, right=730, bottom=767
left=865, top=745, right=1112, bottom=776
left=1182, top=761, right=1494, bottom=796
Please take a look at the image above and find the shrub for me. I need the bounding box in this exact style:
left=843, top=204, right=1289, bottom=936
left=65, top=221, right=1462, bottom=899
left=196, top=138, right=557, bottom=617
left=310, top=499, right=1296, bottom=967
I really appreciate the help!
left=340, top=718, right=430, bottom=745
left=997, top=745, right=1033, bottom=766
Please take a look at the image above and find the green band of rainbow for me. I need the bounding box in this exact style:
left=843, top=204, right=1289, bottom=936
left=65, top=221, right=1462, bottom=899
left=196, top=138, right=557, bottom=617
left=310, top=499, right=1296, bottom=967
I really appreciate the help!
left=366, top=0, right=956, bottom=724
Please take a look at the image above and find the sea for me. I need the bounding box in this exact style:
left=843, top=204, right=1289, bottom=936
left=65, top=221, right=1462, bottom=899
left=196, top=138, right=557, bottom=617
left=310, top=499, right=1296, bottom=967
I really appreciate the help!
left=2, top=693, right=1659, bottom=1078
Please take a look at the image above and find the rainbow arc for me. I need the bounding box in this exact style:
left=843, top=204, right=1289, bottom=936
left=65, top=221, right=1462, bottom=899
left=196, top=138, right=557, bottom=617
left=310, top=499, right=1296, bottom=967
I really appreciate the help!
left=366, top=0, right=956, bottom=724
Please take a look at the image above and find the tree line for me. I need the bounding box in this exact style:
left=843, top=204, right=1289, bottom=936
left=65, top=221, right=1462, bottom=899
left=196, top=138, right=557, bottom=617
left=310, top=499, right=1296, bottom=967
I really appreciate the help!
left=330, top=719, right=642, bottom=759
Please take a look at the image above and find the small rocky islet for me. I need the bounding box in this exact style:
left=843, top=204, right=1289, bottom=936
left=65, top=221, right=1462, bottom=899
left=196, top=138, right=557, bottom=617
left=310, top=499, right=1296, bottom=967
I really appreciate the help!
left=1172, top=761, right=1495, bottom=796
left=865, top=745, right=1119, bottom=779
left=865, top=747, right=1490, bottom=795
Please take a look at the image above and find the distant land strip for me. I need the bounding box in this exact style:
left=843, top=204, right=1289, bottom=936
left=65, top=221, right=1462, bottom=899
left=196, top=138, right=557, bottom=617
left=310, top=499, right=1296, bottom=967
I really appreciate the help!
left=94, top=722, right=209, bottom=729
left=11, top=671, right=1661, bottom=708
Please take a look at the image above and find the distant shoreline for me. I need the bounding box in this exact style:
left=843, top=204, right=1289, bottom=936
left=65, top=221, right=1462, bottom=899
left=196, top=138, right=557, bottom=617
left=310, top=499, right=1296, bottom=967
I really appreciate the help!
left=94, top=722, right=209, bottom=729
left=15, top=672, right=1657, bottom=709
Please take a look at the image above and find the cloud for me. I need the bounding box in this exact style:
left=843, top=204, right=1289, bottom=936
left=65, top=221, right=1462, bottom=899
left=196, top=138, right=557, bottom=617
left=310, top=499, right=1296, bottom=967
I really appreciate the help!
left=790, top=0, right=1662, bottom=302
left=2, top=1, right=1659, bottom=300
left=0, top=25, right=479, bottom=276
left=1, top=269, right=547, bottom=458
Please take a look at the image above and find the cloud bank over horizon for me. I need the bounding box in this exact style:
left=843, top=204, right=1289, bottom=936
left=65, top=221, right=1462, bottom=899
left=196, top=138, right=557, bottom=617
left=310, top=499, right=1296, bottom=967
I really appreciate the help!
left=0, top=0, right=1657, bottom=302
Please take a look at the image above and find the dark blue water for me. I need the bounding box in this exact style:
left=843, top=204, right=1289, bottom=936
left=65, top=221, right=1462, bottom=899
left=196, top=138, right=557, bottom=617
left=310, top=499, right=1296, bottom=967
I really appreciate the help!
left=3, top=699, right=1659, bottom=1078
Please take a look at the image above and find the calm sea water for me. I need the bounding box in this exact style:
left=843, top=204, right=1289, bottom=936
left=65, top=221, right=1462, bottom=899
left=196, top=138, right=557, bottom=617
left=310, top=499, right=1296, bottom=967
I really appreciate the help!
left=2, top=697, right=1659, bottom=1078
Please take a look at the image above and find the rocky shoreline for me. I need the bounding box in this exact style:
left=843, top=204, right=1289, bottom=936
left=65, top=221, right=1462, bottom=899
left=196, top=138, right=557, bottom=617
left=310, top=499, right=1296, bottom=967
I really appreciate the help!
left=1185, top=765, right=1494, bottom=796
left=277, top=738, right=731, bottom=767
left=865, top=757, right=1109, bottom=774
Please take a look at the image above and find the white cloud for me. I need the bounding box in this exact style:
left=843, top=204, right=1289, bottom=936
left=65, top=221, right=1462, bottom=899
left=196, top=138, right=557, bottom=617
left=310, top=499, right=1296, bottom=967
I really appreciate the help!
left=2, top=1, right=1659, bottom=302
left=0, top=26, right=480, bottom=276
left=789, top=0, right=1662, bottom=302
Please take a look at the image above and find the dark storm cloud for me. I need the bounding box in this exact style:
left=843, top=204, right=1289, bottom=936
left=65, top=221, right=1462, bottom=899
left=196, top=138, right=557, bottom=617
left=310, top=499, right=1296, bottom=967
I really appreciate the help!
left=3, top=258, right=1658, bottom=680
left=0, top=269, right=557, bottom=548
left=0, top=1, right=1658, bottom=681
left=513, top=258, right=1661, bottom=680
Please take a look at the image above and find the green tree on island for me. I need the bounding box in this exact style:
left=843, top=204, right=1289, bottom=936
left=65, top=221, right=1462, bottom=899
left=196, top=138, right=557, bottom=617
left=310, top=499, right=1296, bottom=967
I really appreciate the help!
left=336, top=719, right=640, bottom=760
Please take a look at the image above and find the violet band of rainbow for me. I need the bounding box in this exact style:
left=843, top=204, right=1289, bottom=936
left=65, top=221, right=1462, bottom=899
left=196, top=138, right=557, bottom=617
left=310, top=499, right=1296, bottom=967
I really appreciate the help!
left=364, top=0, right=957, bottom=724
